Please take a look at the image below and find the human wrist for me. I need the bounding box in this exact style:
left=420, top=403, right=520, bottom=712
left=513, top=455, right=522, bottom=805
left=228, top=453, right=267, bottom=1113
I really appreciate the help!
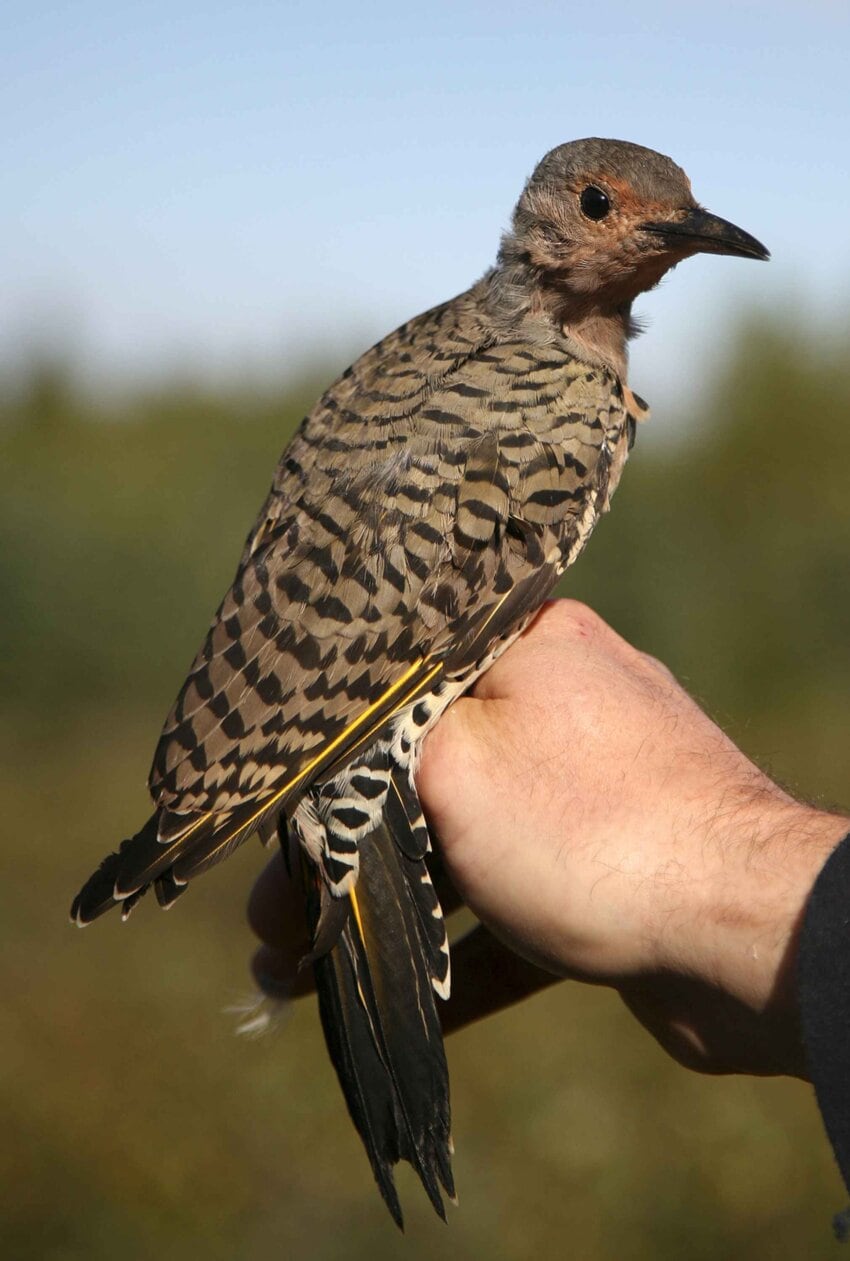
left=674, top=797, right=848, bottom=1023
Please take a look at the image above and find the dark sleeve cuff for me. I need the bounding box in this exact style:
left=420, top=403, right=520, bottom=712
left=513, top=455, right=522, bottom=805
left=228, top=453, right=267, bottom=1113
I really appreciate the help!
left=798, top=830, right=850, bottom=1236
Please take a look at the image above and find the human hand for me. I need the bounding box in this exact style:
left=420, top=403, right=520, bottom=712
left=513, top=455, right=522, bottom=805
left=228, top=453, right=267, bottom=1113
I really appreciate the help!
left=249, top=600, right=848, bottom=1078
left=418, top=600, right=847, bottom=1076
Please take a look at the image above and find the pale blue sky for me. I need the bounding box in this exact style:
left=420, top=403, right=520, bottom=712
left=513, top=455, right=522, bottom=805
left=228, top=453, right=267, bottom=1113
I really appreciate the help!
left=2, top=1, right=849, bottom=412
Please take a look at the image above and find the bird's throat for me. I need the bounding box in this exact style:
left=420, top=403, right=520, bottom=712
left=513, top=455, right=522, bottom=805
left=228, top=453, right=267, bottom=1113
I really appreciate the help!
left=557, top=303, right=633, bottom=382
left=484, top=255, right=634, bottom=382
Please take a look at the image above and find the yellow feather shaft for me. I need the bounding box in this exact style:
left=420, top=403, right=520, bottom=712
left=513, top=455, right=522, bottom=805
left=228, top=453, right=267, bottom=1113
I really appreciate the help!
left=349, top=886, right=366, bottom=943
left=180, top=656, right=443, bottom=862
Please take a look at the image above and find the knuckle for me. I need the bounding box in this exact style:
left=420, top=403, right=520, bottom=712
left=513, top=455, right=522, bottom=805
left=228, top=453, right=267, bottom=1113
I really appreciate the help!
left=640, top=651, right=677, bottom=684
left=540, top=597, right=605, bottom=640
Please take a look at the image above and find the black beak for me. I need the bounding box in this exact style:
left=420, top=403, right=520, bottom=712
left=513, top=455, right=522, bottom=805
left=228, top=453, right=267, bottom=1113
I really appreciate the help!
left=641, top=207, right=770, bottom=261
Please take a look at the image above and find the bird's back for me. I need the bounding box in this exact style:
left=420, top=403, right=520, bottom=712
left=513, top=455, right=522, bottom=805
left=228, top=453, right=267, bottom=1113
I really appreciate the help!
left=147, top=280, right=626, bottom=833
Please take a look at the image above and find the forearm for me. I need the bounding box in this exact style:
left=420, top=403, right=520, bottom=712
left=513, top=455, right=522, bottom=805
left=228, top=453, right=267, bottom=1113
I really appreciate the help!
left=619, top=800, right=849, bottom=1081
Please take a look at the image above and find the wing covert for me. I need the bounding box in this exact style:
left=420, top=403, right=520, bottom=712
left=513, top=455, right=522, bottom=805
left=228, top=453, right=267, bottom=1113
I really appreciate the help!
left=148, top=308, right=623, bottom=825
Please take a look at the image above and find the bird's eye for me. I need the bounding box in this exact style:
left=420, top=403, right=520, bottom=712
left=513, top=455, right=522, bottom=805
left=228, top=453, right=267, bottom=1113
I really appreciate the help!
left=580, top=186, right=610, bottom=221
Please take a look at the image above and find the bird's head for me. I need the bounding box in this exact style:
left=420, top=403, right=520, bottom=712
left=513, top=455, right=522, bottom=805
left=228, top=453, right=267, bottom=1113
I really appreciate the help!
left=503, top=138, right=768, bottom=316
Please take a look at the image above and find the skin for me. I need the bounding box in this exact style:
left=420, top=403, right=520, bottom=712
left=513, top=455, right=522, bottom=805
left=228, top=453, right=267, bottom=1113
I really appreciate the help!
left=248, top=600, right=848, bottom=1079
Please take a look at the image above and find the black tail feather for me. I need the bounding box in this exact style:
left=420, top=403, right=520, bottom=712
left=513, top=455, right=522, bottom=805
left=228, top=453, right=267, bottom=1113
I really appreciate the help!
left=70, top=754, right=456, bottom=1229
left=386, top=770, right=451, bottom=995
left=304, top=812, right=453, bottom=1227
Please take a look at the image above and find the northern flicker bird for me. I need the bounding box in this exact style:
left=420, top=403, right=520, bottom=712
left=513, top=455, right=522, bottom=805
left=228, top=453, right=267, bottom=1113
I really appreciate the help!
left=71, top=139, right=768, bottom=1226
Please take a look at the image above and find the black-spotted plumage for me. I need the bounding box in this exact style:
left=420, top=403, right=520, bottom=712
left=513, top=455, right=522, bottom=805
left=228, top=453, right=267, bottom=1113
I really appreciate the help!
left=71, top=138, right=768, bottom=1225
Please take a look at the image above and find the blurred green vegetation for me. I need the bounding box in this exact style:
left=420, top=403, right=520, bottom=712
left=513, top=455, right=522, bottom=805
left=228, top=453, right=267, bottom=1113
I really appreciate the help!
left=1, top=318, right=849, bottom=1260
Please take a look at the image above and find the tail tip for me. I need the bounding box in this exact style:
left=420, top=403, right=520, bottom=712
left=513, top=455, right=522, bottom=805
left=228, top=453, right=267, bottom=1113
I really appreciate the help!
left=69, top=898, right=88, bottom=927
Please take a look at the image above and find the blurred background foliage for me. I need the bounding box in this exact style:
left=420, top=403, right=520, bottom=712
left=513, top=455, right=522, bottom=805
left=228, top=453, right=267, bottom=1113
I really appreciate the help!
left=2, top=313, right=849, bottom=1260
